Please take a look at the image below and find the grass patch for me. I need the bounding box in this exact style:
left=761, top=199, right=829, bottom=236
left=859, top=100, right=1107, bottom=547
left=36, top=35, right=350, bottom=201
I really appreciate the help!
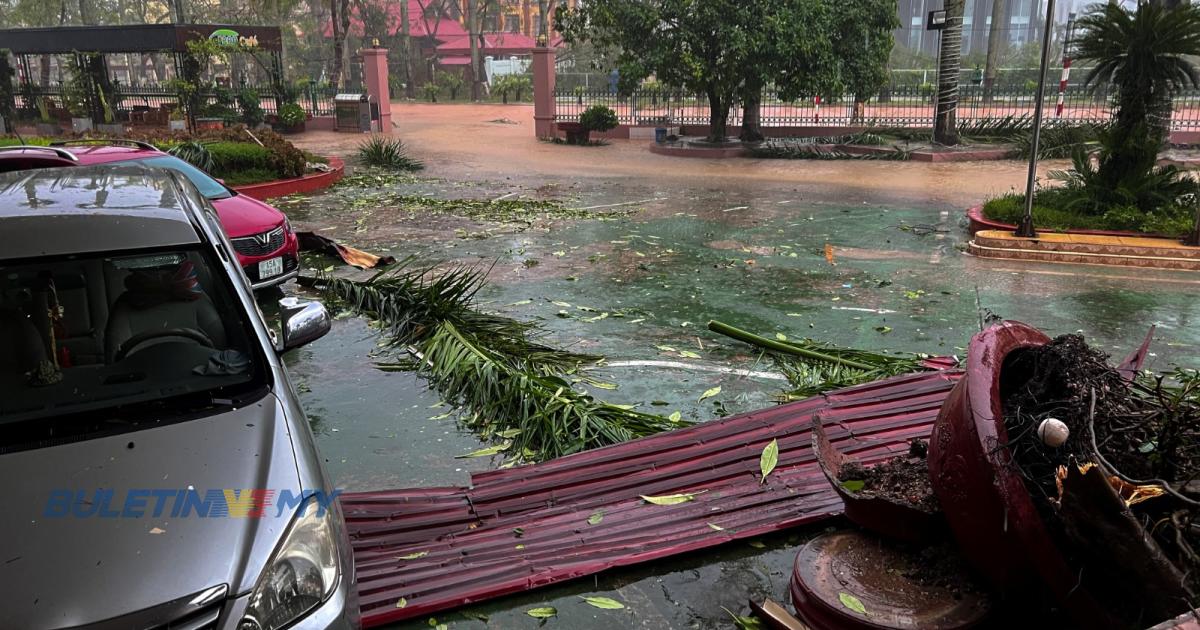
left=982, top=190, right=1194, bottom=236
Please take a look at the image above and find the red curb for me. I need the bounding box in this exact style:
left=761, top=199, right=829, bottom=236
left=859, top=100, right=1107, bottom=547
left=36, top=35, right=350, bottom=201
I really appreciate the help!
left=965, top=205, right=1174, bottom=239
left=232, top=156, right=345, bottom=201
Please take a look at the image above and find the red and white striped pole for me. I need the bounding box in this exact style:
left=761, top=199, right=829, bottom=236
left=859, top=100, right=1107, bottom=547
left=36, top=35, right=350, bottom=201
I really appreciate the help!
left=1055, top=58, right=1071, bottom=117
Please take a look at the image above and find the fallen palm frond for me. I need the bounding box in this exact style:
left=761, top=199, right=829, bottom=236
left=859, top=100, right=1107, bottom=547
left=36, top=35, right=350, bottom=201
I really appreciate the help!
left=311, top=259, right=687, bottom=461
left=708, top=320, right=930, bottom=401
left=168, top=141, right=215, bottom=172
left=957, top=114, right=1033, bottom=142
left=747, top=144, right=911, bottom=161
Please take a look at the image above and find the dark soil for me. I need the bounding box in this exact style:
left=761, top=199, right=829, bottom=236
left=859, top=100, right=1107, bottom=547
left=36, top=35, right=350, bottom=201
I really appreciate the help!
left=900, top=543, right=983, bottom=600
left=999, top=334, right=1200, bottom=614
left=839, top=442, right=939, bottom=513
left=1000, top=334, right=1151, bottom=498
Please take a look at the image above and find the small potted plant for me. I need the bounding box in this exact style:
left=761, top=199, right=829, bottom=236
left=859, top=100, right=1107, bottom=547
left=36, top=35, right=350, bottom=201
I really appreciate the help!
left=561, top=104, right=618, bottom=145
left=276, top=101, right=306, bottom=133
left=35, top=97, right=59, bottom=136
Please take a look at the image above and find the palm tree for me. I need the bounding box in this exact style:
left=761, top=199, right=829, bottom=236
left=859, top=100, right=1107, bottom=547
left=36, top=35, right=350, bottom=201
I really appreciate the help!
left=933, top=0, right=965, bottom=145
left=981, top=0, right=1007, bottom=102
left=1075, top=2, right=1200, bottom=151
left=1069, top=2, right=1200, bottom=243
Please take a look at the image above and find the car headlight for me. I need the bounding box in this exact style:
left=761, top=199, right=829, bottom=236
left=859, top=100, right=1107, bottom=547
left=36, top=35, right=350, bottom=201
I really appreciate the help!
left=239, top=498, right=339, bottom=630
left=282, top=215, right=293, bottom=235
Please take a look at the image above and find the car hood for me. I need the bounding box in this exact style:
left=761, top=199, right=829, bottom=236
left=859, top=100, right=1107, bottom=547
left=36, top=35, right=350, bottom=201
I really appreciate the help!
left=0, top=393, right=303, bottom=630
left=213, top=193, right=285, bottom=237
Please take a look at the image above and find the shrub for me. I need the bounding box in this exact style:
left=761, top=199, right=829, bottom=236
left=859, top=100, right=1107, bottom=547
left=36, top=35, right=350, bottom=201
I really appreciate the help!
left=277, top=102, right=306, bottom=127
left=261, top=132, right=306, bottom=178
left=580, top=105, right=618, bottom=132
left=357, top=136, right=424, bottom=171
left=206, top=141, right=273, bottom=173
left=981, top=190, right=1195, bottom=236
left=218, top=167, right=278, bottom=187
left=421, top=82, right=441, bottom=102
left=237, top=88, right=264, bottom=127
left=436, top=72, right=465, bottom=100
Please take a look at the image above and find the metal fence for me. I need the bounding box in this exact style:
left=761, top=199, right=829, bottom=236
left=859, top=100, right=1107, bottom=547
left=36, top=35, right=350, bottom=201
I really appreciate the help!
left=13, top=82, right=338, bottom=122
left=555, top=84, right=1200, bottom=131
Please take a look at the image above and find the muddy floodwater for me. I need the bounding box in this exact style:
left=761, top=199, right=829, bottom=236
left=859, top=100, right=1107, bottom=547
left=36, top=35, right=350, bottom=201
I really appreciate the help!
left=270, top=106, right=1200, bottom=628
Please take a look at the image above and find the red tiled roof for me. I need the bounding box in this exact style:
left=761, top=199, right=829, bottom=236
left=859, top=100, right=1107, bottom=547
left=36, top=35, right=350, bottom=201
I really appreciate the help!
left=437, top=56, right=472, bottom=66
left=434, top=33, right=564, bottom=56
left=321, top=0, right=467, bottom=40
left=435, top=33, right=532, bottom=55
left=342, top=363, right=962, bottom=627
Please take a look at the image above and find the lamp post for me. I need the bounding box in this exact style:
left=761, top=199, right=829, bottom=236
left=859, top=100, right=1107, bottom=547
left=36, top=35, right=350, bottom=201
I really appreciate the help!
left=1016, top=0, right=1057, bottom=238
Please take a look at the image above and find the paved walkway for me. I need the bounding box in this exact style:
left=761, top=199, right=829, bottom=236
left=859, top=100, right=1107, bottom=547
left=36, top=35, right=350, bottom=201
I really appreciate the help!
left=291, top=102, right=1053, bottom=211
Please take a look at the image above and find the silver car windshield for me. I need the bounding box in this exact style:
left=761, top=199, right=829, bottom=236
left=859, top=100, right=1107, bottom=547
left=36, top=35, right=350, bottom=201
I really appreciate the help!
left=0, top=247, right=266, bottom=435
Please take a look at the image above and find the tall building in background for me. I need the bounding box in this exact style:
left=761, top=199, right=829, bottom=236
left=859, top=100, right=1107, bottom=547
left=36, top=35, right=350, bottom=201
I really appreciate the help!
left=895, top=0, right=1048, bottom=60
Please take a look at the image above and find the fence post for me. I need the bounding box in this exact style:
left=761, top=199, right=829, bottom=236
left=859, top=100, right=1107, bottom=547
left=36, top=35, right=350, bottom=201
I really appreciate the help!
left=532, top=41, right=556, bottom=138
left=362, top=46, right=392, bottom=133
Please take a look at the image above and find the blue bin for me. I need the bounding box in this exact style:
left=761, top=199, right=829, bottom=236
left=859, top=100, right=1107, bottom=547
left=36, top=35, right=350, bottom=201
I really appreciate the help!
left=655, top=127, right=667, bottom=143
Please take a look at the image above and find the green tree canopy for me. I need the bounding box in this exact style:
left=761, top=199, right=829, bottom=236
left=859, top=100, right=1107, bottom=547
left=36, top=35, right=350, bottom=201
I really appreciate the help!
left=558, top=0, right=881, bottom=142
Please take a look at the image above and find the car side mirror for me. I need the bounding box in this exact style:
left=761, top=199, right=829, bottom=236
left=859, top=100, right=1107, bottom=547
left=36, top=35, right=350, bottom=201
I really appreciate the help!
left=278, top=297, right=331, bottom=352
left=215, top=177, right=226, bottom=185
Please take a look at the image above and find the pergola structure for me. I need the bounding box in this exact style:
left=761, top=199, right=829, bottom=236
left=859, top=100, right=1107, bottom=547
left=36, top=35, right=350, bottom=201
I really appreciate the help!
left=0, top=24, right=284, bottom=125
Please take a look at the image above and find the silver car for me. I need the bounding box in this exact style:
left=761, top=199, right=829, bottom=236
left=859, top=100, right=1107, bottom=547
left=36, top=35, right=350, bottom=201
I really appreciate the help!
left=0, top=164, right=359, bottom=630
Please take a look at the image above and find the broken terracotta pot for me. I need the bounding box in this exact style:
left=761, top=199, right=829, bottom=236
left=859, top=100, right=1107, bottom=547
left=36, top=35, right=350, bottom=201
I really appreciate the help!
left=812, top=416, right=944, bottom=544
left=789, top=530, right=990, bottom=630
left=926, top=321, right=1158, bottom=628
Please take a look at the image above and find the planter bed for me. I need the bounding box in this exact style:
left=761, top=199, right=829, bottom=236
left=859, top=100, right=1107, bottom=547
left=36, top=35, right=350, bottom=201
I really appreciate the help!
left=966, top=205, right=1175, bottom=239
left=232, top=156, right=344, bottom=201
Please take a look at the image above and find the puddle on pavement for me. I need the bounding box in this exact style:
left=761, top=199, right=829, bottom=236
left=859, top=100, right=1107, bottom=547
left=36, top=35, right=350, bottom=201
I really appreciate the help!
left=278, top=315, right=493, bottom=490
left=272, top=171, right=1200, bottom=628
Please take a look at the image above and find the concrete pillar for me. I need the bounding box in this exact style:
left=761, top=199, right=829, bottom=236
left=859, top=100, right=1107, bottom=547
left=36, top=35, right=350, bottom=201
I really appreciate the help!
left=362, top=47, right=393, bottom=133
left=532, top=45, right=556, bottom=138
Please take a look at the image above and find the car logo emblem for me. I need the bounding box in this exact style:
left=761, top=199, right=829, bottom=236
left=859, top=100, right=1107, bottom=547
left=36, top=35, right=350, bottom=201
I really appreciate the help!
left=254, top=232, right=272, bottom=245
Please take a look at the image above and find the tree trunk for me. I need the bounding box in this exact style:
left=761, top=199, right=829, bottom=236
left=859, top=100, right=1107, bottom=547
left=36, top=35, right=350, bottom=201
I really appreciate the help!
left=468, top=0, right=482, bottom=101
left=400, top=0, right=415, bottom=97
left=329, top=0, right=343, bottom=87
left=852, top=97, right=866, bottom=124
left=77, top=0, right=95, bottom=24
left=707, top=89, right=729, bottom=142
left=981, top=0, right=1007, bottom=102
left=933, top=0, right=965, bottom=146
left=739, top=87, right=763, bottom=143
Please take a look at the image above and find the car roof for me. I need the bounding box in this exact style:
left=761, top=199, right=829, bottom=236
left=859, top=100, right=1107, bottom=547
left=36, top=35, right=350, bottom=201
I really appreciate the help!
left=0, top=163, right=203, bottom=260
left=60, top=143, right=165, bottom=165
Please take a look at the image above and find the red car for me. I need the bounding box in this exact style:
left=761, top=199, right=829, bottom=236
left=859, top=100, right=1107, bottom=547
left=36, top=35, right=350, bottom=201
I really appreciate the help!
left=0, top=139, right=300, bottom=290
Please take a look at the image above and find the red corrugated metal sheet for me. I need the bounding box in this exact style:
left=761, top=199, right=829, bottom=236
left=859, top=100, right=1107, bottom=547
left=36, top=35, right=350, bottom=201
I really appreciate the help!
left=342, top=369, right=963, bottom=627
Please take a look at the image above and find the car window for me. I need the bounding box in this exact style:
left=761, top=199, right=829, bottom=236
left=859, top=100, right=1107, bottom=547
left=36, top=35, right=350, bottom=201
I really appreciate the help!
left=0, top=247, right=267, bottom=444
left=136, top=156, right=234, bottom=201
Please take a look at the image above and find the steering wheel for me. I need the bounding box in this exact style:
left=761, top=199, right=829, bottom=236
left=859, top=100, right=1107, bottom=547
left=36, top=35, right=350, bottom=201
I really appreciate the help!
left=113, top=328, right=215, bottom=362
